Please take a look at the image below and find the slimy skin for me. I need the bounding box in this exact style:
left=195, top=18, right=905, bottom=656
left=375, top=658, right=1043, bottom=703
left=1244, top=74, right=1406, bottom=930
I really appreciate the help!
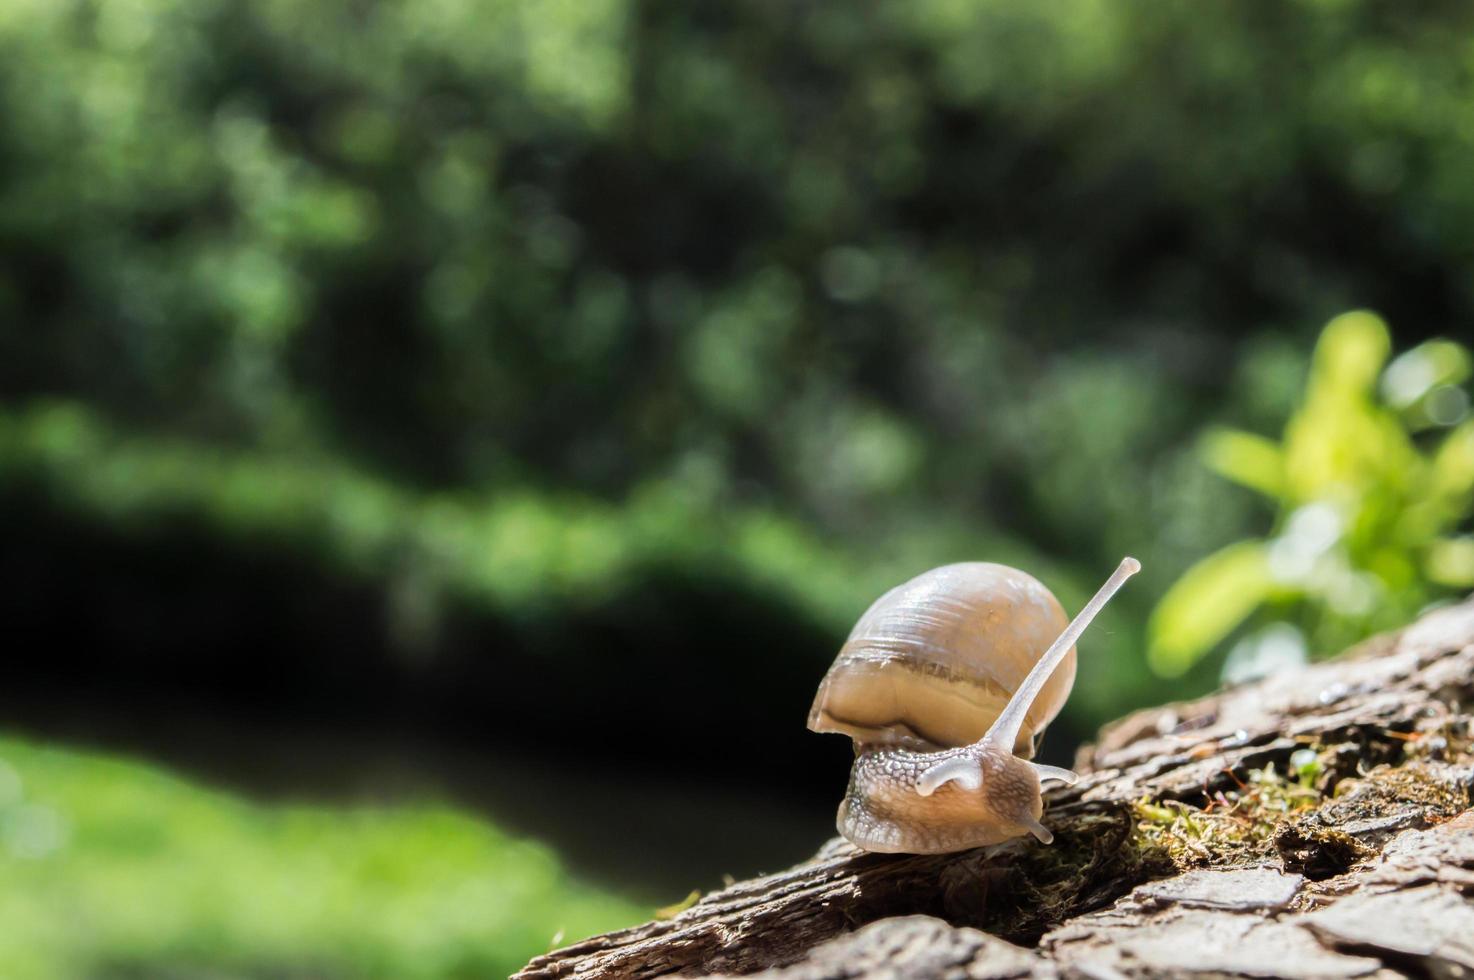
left=839, top=742, right=1057, bottom=853
left=835, top=558, right=1140, bottom=854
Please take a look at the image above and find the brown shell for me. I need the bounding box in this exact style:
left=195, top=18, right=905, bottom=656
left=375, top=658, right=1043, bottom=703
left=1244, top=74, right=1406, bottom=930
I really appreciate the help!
left=807, top=563, right=1075, bottom=757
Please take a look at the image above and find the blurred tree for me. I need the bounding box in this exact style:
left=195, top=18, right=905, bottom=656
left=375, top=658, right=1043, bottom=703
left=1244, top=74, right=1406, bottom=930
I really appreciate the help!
left=3, top=0, right=1474, bottom=741
left=6, top=0, right=1474, bottom=561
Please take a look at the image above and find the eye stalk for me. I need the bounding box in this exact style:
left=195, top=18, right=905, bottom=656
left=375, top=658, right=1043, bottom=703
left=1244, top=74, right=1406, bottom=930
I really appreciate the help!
left=984, top=556, right=1141, bottom=755
left=917, top=557, right=1139, bottom=799
left=915, top=756, right=983, bottom=797
left=909, top=557, right=1139, bottom=842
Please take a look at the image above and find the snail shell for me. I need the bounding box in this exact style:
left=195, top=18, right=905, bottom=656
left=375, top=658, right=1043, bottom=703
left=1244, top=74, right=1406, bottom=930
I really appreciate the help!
left=806, top=562, right=1075, bottom=759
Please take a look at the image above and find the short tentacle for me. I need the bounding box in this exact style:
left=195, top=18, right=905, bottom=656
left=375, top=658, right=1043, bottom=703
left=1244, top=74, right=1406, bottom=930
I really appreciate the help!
left=1030, top=762, right=1079, bottom=786
left=1019, top=814, right=1054, bottom=844
left=916, top=756, right=982, bottom=796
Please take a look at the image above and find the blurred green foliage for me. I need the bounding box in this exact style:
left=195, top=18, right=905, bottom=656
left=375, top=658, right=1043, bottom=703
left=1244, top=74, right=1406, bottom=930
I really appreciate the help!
left=0, top=399, right=959, bottom=640
left=6, top=0, right=1474, bottom=970
left=0, top=397, right=1153, bottom=721
left=10, top=0, right=1464, bottom=594
left=1150, top=312, right=1474, bottom=676
left=0, top=734, right=638, bottom=979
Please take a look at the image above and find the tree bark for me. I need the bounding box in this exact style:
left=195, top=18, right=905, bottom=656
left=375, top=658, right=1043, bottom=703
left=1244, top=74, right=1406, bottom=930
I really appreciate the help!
left=516, top=599, right=1474, bottom=979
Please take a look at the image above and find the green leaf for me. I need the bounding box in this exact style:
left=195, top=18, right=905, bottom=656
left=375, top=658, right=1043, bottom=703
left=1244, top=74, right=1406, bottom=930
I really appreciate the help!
left=1399, top=419, right=1474, bottom=542
left=1426, top=536, right=1474, bottom=587
left=1310, top=310, right=1391, bottom=395
left=1200, top=428, right=1285, bottom=499
left=1148, top=541, right=1274, bottom=676
left=1382, top=339, right=1472, bottom=408
left=1431, top=419, right=1474, bottom=503
left=1285, top=311, right=1401, bottom=498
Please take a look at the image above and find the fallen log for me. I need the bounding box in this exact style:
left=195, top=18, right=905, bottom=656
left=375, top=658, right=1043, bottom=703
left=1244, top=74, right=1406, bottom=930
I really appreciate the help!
left=517, top=599, right=1474, bottom=979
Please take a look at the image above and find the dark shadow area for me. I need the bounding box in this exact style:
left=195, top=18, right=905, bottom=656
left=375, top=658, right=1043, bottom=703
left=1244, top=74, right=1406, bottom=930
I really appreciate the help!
left=0, top=482, right=1097, bottom=894
left=0, top=483, right=884, bottom=892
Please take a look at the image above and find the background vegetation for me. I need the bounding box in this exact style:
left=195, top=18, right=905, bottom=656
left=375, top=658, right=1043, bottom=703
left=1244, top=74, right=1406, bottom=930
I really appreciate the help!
left=3, top=0, right=1474, bottom=975
left=0, top=735, right=637, bottom=979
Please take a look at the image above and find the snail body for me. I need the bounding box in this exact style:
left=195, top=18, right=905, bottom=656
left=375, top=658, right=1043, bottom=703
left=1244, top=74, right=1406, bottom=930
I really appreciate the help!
left=808, top=558, right=1140, bottom=854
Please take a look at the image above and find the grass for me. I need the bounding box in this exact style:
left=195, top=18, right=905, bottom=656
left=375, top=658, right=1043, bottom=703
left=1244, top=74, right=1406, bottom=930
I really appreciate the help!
left=0, top=734, right=642, bottom=979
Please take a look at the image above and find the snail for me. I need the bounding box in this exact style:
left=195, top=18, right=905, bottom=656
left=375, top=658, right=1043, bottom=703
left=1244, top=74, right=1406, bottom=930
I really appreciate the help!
left=807, top=557, right=1140, bottom=853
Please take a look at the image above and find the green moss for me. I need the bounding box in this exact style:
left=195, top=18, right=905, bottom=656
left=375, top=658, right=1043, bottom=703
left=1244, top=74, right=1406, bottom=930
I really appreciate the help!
left=1131, top=759, right=1325, bottom=869
left=1128, top=742, right=1473, bottom=881
left=1275, top=758, right=1469, bottom=878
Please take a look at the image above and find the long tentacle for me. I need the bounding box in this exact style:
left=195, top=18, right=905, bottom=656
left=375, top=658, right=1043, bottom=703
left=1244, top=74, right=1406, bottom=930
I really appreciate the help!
left=985, top=557, right=1141, bottom=753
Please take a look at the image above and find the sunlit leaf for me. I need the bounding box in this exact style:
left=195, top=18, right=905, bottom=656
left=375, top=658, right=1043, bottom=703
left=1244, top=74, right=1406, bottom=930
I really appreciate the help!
left=1148, top=541, right=1274, bottom=677
left=1284, top=312, right=1414, bottom=502
left=1200, top=428, right=1284, bottom=498
left=1311, top=310, right=1390, bottom=395
left=654, top=889, right=702, bottom=920
left=1382, top=339, right=1472, bottom=408
left=1426, top=537, right=1474, bottom=587
left=1431, top=419, right=1474, bottom=503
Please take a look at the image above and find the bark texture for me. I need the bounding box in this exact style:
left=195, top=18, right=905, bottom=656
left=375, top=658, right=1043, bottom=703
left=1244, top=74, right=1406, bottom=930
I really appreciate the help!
left=516, top=599, right=1474, bottom=980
